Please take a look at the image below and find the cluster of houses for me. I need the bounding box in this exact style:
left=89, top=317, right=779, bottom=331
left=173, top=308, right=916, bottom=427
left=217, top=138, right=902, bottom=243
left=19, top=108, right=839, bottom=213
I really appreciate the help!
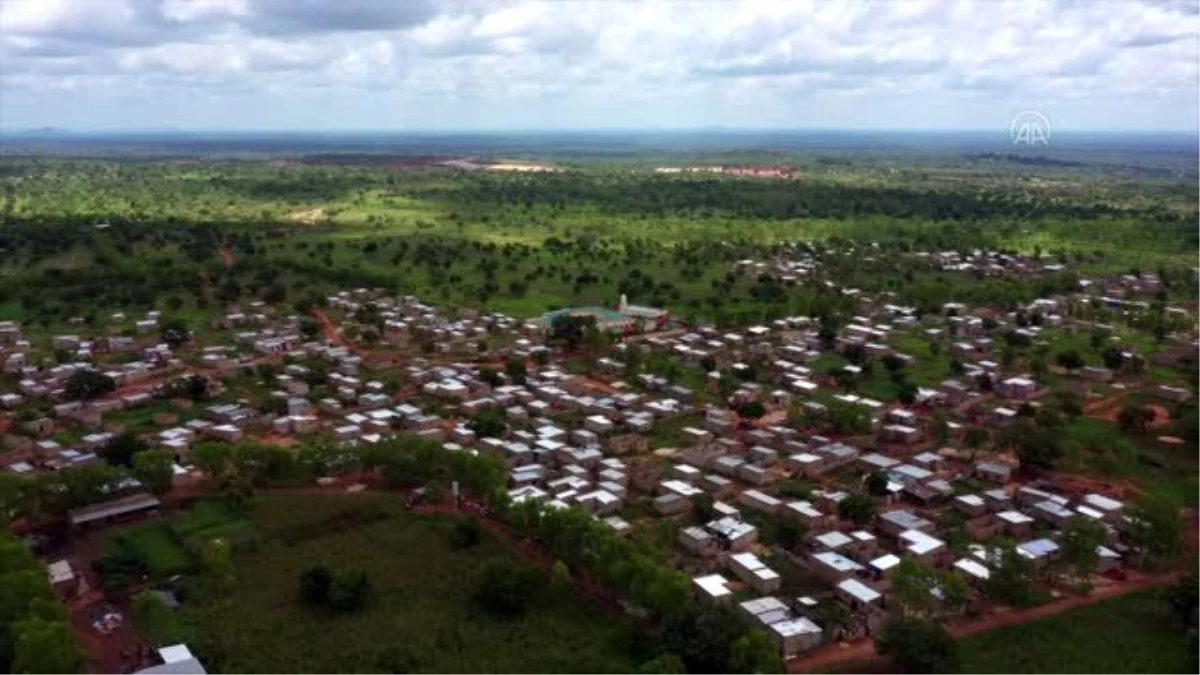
left=652, top=165, right=797, bottom=179
left=1, top=271, right=1194, bottom=663
left=0, top=290, right=542, bottom=479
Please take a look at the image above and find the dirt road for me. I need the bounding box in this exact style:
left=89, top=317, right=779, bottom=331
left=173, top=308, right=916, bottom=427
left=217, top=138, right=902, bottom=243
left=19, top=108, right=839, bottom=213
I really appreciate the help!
left=787, top=569, right=1183, bottom=673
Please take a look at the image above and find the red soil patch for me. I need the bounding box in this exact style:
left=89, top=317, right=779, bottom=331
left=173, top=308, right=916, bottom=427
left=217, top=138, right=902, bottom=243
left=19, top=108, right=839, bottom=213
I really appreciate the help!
left=71, top=597, right=153, bottom=675
left=255, top=432, right=299, bottom=447
left=1087, top=392, right=1171, bottom=429
left=1083, top=392, right=1127, bottom=415
left=1047, top=472, right=1142, bottom=501
left=312, top=309, right=361, bottom=355
left=579, top=376, right=621, bottom=396
left=309, top=308, right=409, bottom=368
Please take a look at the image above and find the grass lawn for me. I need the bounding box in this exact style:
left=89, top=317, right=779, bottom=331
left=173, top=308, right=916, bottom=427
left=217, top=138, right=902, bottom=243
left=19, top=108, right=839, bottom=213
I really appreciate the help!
left=183, top=493, right=638, bottom=674
left=108, top=523, right=193, bottom=578
left=1056, top=417, right=1199, bottom=507
left=168, top=499, right=255, bottom=548
left=957, top=589, right=1192, bottom=674
left=649, top=413, right=706, bottom=449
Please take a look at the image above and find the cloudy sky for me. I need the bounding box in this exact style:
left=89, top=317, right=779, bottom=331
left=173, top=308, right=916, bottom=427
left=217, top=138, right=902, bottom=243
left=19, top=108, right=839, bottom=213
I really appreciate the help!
left=1, top=0, right=1197, bottom=132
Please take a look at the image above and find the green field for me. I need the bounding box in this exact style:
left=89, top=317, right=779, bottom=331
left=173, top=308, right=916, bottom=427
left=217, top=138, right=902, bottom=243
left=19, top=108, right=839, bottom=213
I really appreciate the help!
left=106, top=523, right=192, bottom=578
left=1, top=156, right=1196, bottom=333
left=180, top=493, right=638, bottom=674
left=103, top=500, right=254, bottom=580
left=957, top=589, right=1192, bottom=673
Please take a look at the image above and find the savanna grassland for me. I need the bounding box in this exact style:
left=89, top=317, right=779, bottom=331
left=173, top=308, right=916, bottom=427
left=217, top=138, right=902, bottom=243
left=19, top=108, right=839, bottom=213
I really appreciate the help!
left=2, top=133, right=1197, bottom=675
left=178, top=493, right=640, bottom=674
left=957, top=588, right=1193, bottom=674
left=0, top=136, right=1196, bottom=333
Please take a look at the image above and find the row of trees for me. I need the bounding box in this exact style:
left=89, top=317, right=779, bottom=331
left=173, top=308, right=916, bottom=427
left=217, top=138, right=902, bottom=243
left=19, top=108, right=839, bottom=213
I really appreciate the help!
left=0, top=447, right=175, bottom=523
left=139, top=433, right=783, bottom=673
left=434, top=171, right=1193, bottom=224
left=0, top=432, right=514, bottom=531
left=494, top=499, right=783, bottom=673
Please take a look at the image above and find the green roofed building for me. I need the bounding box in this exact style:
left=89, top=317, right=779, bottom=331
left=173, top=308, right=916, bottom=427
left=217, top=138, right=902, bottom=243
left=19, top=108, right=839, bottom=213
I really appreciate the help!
left=541, top=295, right=668, bottom=334
left=541, top=306, right=631, bottom=331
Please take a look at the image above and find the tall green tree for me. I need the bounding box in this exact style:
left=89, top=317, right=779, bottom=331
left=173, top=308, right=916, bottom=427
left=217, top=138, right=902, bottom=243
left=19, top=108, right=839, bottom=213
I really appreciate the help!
left=101, top=432, right=148, bottom=468
left=837, top=494, right=876, bottom=527
left=191, top=442, right=234, bottom=480
left=63, top=369, right=116, bottom=401
left=1128, top=494, right=1183, bottom=568
left=1060, top=517, right=1108, bottom=591
left=11, top=617, right=85, bottom=674
left=0, top=475, right=36, bottom=524
left=132, top=449, right=175, bottom=495
left=941, top=569, right=971, bottom=614
left=1013, top=423, right=1063, bottom=471
left=875, top=617, right=959, bottom=673
left=983, top=542, right=1036, bottom=607
left=504, top=355, right=528, bottom=384
left=729, top=629, right=786, bottom=674
left=891, top=557, right=939, bottom=617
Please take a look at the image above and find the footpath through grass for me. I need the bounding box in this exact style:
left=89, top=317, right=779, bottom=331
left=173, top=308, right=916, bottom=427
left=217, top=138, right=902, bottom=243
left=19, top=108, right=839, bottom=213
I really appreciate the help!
left=957, top=588, right=1192, bottom=673
left=182, top=492, right=638, bottom=673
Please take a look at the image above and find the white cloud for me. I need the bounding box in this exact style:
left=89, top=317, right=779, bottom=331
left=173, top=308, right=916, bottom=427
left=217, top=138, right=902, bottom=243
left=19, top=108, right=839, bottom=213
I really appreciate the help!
left=161, top=0, right=248, bottom=23
left=0, top=0, right=1196, bottom=131
left=0, top=0, right=75, bottom=33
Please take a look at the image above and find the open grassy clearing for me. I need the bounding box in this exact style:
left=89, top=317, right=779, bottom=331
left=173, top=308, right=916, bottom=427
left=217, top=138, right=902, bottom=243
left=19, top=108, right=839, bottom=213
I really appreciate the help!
left=104, top=500, right=254, bottom=580
left=957, top=589, right=1192, bottom=674
left=181, top=493, right=638, bottom=674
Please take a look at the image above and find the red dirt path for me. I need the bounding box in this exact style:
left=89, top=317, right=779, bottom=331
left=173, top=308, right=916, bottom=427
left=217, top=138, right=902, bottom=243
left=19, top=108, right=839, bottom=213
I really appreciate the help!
left=788, top=569, right=1185, bottom=673
left=62, top=480, right=1196, bottom=674
left=1047, top=472, right=1143, bottom=501
left=1085, top=391, right=1171, bottom=428
left=312, top=308, right=362, bottom=356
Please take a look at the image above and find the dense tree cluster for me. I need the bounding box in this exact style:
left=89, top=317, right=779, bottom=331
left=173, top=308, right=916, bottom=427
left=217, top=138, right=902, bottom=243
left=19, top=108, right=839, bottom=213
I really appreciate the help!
left=426, top=172, right=1193, bottom=224
left=64, top=369, right=116, bottom=401
left=0, top=533, right=84, bottom=673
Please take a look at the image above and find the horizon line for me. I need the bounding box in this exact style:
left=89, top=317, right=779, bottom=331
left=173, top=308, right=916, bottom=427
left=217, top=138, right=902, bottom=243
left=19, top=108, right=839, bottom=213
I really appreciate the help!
left=3, top=126, right=1198, bottom=136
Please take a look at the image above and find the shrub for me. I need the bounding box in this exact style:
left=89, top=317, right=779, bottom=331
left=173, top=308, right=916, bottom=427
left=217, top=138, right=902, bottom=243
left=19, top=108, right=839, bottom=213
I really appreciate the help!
left=472, top=559, right=541, bottom=617
left=450, top=518, right=482, bottom=550
left=64, top=370, right=116, bottom=401
left=300, top=565, right=371, bottom=613
left=876, top=617, right=959, bottom=673
left=328, top=570, right=371, bottom=613
left=299, top=565, right=333, bottom=606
